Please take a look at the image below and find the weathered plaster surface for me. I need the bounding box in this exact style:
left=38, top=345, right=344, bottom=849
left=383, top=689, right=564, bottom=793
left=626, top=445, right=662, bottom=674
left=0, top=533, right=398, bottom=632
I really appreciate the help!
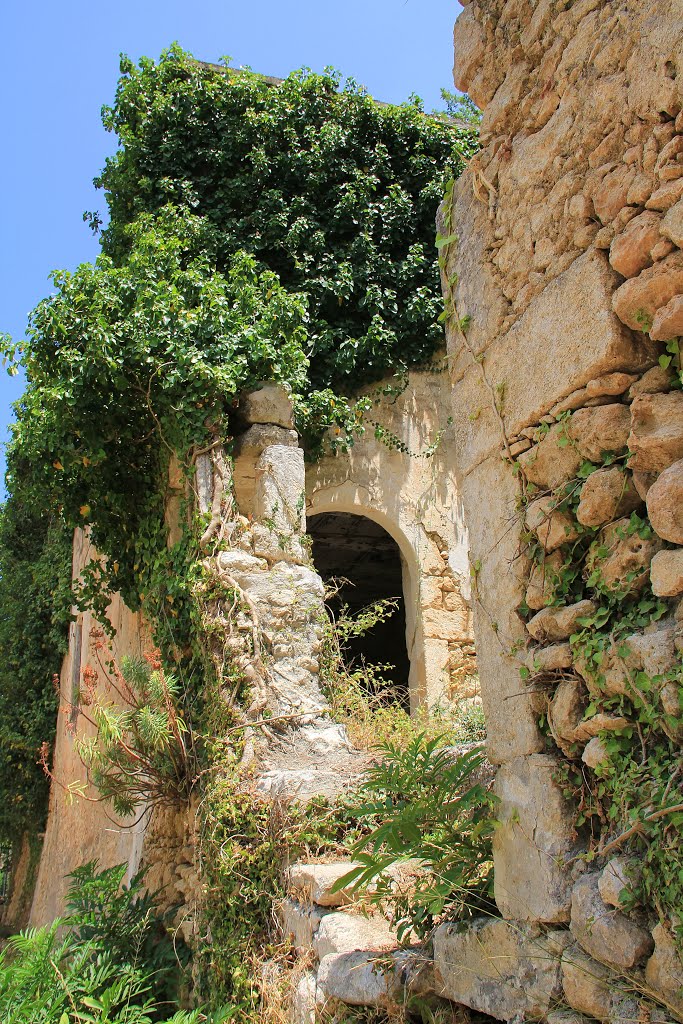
left=30, top=529, right=146, bottom=926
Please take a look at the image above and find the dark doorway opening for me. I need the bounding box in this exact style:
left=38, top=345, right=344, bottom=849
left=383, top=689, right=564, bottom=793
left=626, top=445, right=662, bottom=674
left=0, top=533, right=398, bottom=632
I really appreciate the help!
left=307, top=512, right=410, bottom=708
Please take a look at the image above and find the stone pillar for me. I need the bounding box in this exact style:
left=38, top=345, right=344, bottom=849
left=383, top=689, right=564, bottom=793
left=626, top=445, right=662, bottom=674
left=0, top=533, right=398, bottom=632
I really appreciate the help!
left=202, top=384, right=362, bottom=801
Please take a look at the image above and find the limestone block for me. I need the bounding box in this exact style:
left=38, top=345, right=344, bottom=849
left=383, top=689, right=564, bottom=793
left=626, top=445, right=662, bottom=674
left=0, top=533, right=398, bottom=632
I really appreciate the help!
left=485, top=250, right=651, bottom=436
left=547, top=1011, right=594, bottom=1024
left=609, top=212, right=663, bottom=278
left=254, top=445, right=306, bottom=535
left=278, top=898, right=330, bottom=950
left=628, top=365, right=675, bottom=399
left=452, top=5, right=486, bottom=94
left=238, top=384, right=294, bottom=428
left=288, top=862, right=360, bottom=908
left=291, top=972, right=317, bottom=1024
left=317, top=948, right=431, bottom=1009
left=586, top=373, right=639, bottom=398
left=645, top=922, right=683, bottom=1016
left=433, top=918, right=569, bottom=1020
left=569, top=405, right=631, bottom=462
left=252, top=524, right=305, bottom=565
left=493, top=755, right=580, bottom=922
left=651, top=549, right=683, bottom=597
left=527, top=600, right=597, bottom=643
left=651, top=294, right=683, bottom=341
left=661, top=198, right=683, bottom=248
left=526, top=497, right=579, bottom=553
left=587, top=518, right=663, bottom=596
left=573, top=713, right=629, bottom=743
left=195, top=452, right=213, bottom=514
left=561, top=943, right=615, bottom=1021
left=549, top=678, right=586, bottom=755
left=527, top=643, right=573, bottom=672
left=570, top=872, right=653, bottom=970
left=421, top=606, right=470, bottom=642
left=313, top=912, right=396, bottom=961
left=526, top=551, right=563, bottom=611
left=623, top=627, right=677, bottom=677
left=629, top=395, right=683, bottom=475
left=593, top=165, right=636, bottom=224
left=582, top=736, right=609, bottom=769
left=517, top=423, right=583, bottom=490
left=576, top=468, right=642, bottom=528
left=647, top=459, right=683, bottom=541
left=233, top=423, right=298, bottom=459
left=646, top=178, right=683, bottom=212
left=598, top=857, right=640, bottom=909
left=217, top=550, right=268, bottom=574
left=612, top=252, right=683, bottom=331
left=458, top=457, right=543, bottom=764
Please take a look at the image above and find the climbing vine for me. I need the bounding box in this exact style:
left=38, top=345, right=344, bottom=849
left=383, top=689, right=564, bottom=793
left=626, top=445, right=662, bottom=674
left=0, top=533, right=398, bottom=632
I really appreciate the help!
left=0, top=50, right=476, bottom=857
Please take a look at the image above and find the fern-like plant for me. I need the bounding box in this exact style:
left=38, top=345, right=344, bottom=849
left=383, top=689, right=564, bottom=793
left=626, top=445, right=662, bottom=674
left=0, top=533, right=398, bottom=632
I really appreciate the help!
left=334, top=734, right=497, bottom=940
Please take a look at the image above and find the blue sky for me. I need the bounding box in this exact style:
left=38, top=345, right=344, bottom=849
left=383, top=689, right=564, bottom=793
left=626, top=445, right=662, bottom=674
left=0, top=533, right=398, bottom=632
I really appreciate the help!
left=0, top=0, right=462, bottom=488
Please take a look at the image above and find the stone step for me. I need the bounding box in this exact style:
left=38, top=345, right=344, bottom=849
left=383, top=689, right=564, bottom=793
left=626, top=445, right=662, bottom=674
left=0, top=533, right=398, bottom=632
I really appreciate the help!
left=288, top=860, right=361, bottom=907
left=313, top=911, right=397, bottom=960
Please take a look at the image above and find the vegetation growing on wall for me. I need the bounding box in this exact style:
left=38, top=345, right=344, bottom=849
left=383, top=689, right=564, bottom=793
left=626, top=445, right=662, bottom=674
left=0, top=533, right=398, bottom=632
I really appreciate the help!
left=0, top=48, right=476, bottom=846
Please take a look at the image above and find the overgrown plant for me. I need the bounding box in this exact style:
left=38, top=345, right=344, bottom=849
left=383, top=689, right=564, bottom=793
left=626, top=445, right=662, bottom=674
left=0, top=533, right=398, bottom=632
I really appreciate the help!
left=0, top=49, right=476, bottom=845
left=333, top=734, right=496, bottom=941
left=0, top=861, right=229, bottom=1023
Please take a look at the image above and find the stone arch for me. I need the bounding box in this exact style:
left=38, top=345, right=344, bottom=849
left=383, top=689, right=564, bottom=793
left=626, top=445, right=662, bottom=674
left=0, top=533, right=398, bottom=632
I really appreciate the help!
left=306, top=447, right=477, bottom=716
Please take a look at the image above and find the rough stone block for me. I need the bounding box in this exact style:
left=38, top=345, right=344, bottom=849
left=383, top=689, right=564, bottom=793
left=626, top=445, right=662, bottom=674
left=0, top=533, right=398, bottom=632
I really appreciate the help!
left=517, top=423, right=583, bottom=490
left=651, top=294, right=683, bottom=341
left=433, top=918, right=570, bottom=1021
left=651, top=549, right=683, bottom=597
left=313, top=912, right=396, bottom=961
left=570, top=872, right=653, bottom=970
left=609, top=211, right=663, bottom=278
left=458, top=458, right=543, bottom=764
left=576, top=467, right=642, bottom=528
left=569, top=405, right=631, bottom=462
left=647, top=459, right=683, bottom=543
left=645, top=921, right=683, bottom=1016
left=290, top=971, right=317, bottom=1024
left=278, top=898, right=330, bottom=950
left=288, top=862, right=359, bottom=908
left=254, top=445, right=306, bottom=535
left=238, top=383, right=295, bottom=428
left=562, top=943, right=615, bottom=1021
left=629, top=394, right=683, bottom=476
left=317, top=949, right=430, bottom=1009
left=612, top=252, right=683, bottom=331
left=527, top=600, right=597, bottom=643
left=486, top=250, right=653, bottom=435
left=526, top=496, right=579, bottom=553
left=587, top=517, right=662, bottom=595
left=493, top=755, right=580, bottom=922
left=598, top=857, right=640, bottom=909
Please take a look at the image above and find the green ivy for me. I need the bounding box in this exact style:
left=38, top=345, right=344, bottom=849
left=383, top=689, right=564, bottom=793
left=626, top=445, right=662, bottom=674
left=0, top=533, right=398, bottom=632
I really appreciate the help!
left=0, top=50, right=475, bottom=873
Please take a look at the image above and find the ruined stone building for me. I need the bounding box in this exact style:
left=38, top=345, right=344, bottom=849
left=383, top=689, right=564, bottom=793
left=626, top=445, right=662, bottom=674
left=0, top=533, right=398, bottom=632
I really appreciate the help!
left=4, top=1, right=683, bottom=1020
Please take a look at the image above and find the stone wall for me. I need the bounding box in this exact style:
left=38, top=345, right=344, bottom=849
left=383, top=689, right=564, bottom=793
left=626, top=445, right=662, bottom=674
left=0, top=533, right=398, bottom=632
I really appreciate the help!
left=436, top=0, right=683, bottom=1019
left=306, top=361, right=476, bottom=711
left=29, top=528, right=147, bottom=926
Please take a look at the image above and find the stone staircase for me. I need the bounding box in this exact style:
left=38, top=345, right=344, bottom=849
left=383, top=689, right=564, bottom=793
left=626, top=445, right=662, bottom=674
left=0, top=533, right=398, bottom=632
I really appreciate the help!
left=277, top=859, right=433, bottom=1021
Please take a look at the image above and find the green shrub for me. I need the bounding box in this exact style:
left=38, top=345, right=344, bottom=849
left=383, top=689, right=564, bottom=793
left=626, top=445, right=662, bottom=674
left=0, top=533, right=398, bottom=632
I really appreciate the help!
left=334, top=734, right=497, bottom=940
left=0, top=861, right=230, bottom=1024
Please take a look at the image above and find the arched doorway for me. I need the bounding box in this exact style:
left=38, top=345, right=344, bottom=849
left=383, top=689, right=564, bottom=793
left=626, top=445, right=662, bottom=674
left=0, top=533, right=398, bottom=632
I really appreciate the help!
left=307, top=512, right=411, bottom=709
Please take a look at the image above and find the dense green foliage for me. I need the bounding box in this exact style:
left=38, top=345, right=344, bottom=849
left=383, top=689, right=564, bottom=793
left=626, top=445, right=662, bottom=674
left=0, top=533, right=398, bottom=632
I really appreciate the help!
left=0, top=50, right=475, bottom=844
left=334, top=735, right=496, bottom=940
left=0, top=861, right=227, bottom=1023
left=0, top=500, right=72, bottom=839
